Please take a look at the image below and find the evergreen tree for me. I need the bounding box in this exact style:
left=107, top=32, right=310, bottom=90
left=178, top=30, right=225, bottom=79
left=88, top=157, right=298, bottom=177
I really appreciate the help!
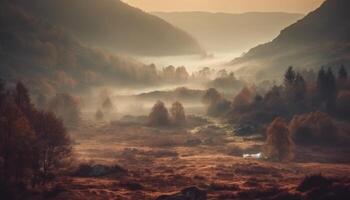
left=284, top=66, right=296, bottom=88
left=325, top=68, right=337, bottom=113
left=338, top=65, right=348, bottom=80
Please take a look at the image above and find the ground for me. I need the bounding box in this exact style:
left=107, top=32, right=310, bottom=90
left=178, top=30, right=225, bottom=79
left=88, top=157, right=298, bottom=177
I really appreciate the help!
left=36, top=116, right=350, bottom=200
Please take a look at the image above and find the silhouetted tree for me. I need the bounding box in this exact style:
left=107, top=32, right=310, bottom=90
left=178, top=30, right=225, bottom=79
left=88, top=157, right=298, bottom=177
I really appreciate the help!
left=336, top=91, right=350, bottom=119
left=14, top=82, right=34, bottom=118
left=31, top=111, right=71, bottom=184
left=338, top=65, right=348, bottom=80
left=170, top=101, right=186, bottom=125
left=202, top=88, right=221, bottom=105
left=102, top=97, right=114, bottom=111
left=95, top=109, right=104, bottom=121
left=265, top=117, right=294, bottom=161
left=325, top=68, right=337, bottom=113
left=284, top=66, right=296, bottom=88
left=0, top=99, right=36, bottom=188
left=148, top=101, right=170, bottom=126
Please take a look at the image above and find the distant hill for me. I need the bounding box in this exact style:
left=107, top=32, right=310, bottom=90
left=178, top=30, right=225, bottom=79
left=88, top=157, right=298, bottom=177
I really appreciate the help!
left=230, top=0, right=350, bottom=80
left=13, top=0, right=203, bottom=56
left=117, top=87, right=205, bottom=104
left=153, top=11, right=303, bottom=53
left=0, top=0, right=161, bottom=95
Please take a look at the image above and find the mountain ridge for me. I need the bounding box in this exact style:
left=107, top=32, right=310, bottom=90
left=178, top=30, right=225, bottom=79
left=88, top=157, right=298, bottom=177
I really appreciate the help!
left=230, top=0, right=350, bottom=80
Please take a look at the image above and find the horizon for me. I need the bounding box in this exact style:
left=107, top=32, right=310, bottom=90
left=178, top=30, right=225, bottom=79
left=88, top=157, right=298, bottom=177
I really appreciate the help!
left=122, top=0, right=325, bottom=14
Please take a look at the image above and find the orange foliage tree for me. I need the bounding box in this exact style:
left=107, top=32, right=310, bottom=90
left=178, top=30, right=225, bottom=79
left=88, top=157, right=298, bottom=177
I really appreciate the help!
left=265, top=117, right=294, bottom=161
left=289, top=111, right=338, bottom=144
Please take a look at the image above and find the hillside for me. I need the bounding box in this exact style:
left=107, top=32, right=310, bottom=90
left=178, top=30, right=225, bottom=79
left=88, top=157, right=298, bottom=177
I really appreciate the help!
left=13, top=0, right=203, bottom=56
left=153, top=11, right=303, bottom=53
left=230, top=0, right=350, bottom=80
left=0, top=0, right=161, bottom=95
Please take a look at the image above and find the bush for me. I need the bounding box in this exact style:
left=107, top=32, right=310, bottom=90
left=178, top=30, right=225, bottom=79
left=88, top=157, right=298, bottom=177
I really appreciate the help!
left=289, top=112, right=338, bottom=145
left=148, top=101, right=170, bottom=126
left=265, top=117, right=294, bottom=161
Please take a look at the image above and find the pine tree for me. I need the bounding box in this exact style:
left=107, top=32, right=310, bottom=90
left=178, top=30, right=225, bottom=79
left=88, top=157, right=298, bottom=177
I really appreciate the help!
left=338, top=65, right=348, bottom=80
left=284, top=66, right=296, bottom=88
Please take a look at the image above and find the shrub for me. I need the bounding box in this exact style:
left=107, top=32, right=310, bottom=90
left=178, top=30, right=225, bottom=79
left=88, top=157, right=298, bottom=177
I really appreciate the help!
left=265, top=117, right=294, bottom=161
left=148, top=101, right=170, bottom=126
left=289, top=112, right=338, bottom=145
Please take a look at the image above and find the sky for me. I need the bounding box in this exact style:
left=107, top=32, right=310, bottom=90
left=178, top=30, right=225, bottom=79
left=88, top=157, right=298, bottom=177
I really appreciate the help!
left=122, top=0, right=325, bottom=14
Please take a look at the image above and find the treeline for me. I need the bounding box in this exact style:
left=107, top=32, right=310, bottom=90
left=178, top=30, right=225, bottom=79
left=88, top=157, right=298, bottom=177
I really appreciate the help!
left=203, top=65, right=349, bottom=124
left=0, top=80, right=72, bottom=199
left=230, top=66, right=350, bottom=123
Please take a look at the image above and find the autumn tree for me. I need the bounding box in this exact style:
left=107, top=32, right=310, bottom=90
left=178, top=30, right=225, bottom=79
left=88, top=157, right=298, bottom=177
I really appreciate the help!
left=31, top=111, right=71, bottom=184
left=170, top=101, right=186, bottom=125
left=0, top=99, right=36, bottom=188
left=232, top=86, right=253, bottom=109
left=148, top=101, right=170, bottom=126
left=265, top=117, right=294, bottom=161
left=289, top=112, right=338, bottom=144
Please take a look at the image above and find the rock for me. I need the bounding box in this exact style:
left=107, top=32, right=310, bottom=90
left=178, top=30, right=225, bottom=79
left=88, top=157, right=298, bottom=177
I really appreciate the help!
left=156, top=186, right=207, bottom=200
left=185, top=138, right=202, bottom=146
left=73, top=164, right=127, bottom=177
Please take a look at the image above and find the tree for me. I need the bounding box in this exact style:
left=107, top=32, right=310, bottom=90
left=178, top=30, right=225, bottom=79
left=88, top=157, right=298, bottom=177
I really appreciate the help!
left=232, top=86, right=253, bottom=109
left=102, top=97, right=114, bottom=111
left=325, top=68, right=337, bottom=113
left=284, top=66, right=296, bottom=88
left=148, top=101, right=170, bottom=126
left=289, top=112, right=338, bottom=144
left=95, top=109, right=104, bottom=121
left=48, top=93, right=81, bottom=127
left=202, top=88, right=221, bottom=105
left=170, top=101, right=186, bottom=125
left=336, top=91, right=350, bottom=119
left=14, top=82, right=34, bottom=118
left=31, top=111, right=71, bottom=183
left=0, top=99, right=36, bottom=187
left=264, top=117, right=294, bottom=161
left=338, top=65, right=348, bottom=80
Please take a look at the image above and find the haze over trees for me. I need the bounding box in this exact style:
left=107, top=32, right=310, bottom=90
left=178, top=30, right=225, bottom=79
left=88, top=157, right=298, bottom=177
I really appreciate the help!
left=12, top=0, right=203, bottom=56
left=230, top=0, right=350, bottom=80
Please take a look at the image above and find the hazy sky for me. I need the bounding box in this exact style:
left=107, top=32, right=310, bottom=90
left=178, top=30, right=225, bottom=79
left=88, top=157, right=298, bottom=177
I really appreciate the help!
left=123, top=0, right=325, bottom=14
